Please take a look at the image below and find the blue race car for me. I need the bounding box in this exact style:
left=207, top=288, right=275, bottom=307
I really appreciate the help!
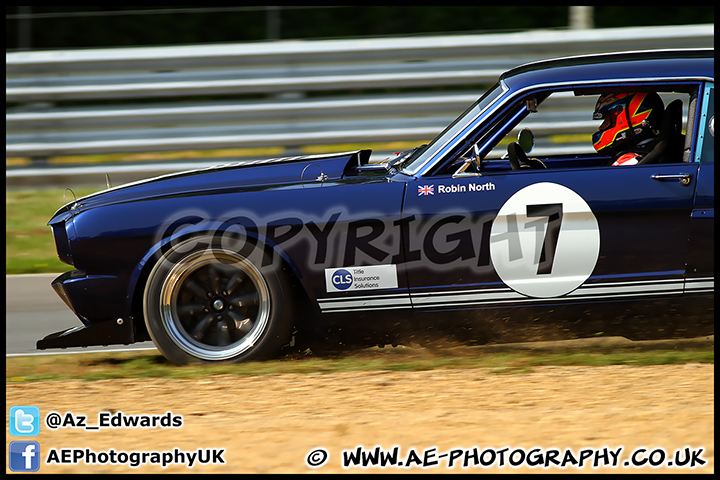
left=38, top=49, right=714, bottom=364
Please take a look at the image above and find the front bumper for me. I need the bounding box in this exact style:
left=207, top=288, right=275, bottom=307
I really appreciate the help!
left=36, top=270, right=137, bottom=350
left=37, top=318, right=135, bottom=350
left=49, top=270, right=129, bottom=326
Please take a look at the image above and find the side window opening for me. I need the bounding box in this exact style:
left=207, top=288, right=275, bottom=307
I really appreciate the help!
left=450, top=86, right=698, bottom=176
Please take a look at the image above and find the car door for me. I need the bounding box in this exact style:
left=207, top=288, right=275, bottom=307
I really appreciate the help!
left=402, top=102, right=699, bottom=311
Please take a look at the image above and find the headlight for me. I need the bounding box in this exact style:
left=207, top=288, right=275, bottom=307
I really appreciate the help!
left=49, top=212, right=74, bottom=266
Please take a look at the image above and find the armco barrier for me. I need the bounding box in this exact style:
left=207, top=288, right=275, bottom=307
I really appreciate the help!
left=6, top=24, right=714, bottom=169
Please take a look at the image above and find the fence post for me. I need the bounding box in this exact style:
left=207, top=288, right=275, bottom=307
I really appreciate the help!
left=266, top=6, right=280, bottom=40
left=569, top=6, right=594, bottom=30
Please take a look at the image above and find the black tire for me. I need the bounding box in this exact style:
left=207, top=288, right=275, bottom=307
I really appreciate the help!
left=143, top=235, right=294, bottom=365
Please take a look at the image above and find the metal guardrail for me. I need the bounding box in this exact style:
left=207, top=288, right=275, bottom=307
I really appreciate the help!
left=6, top=24, right=714, bottom=163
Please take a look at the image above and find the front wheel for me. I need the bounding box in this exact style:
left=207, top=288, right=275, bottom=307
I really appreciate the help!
left=143, top=236, right=294, bottom=364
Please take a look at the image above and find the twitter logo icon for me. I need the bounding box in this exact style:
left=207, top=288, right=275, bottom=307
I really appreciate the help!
left=10, top=406, right=40, bottom=437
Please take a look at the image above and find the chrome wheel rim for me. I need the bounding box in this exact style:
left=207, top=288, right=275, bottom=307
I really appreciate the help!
left=159, top=249, right=270, bottom=361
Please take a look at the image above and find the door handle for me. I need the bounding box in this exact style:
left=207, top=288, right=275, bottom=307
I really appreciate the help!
left=651, top=173, right=692, bottom=186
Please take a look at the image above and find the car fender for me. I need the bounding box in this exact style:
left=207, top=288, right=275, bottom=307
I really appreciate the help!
left=125, top=220, right=305, bottom=322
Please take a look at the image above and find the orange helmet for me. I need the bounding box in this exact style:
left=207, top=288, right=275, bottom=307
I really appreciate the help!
left=592, top=92, right=664, bottom=156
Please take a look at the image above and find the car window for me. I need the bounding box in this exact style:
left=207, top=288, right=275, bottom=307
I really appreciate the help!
left=483, top=91, right=599, bottom=163
left=451, top=87, right=698, bottom=176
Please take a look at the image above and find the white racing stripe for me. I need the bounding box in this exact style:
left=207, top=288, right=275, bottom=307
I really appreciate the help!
left=685, top=277, right=715, bottom=294
left=318, top=292, right=412, bottom=313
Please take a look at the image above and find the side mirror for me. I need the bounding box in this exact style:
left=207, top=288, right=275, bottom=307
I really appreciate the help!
left=517, top=128, right=535, bottom=154
left=709, top=116, right=714, bottom=138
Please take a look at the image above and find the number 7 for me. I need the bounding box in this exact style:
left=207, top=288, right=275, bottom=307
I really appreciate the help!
left=526, top=203, right=563, bottom=275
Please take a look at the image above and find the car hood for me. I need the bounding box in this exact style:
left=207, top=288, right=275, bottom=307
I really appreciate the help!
left=49, top=149, right=383, bottom=221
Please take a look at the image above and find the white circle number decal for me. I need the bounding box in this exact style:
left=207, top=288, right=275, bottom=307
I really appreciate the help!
left=490, top=182, right=600, bottom=298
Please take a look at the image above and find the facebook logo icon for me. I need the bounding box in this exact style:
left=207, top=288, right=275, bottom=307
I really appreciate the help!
left=9, top=441, right=41, bottom=472
left=9, top=406, right=40, bottom=436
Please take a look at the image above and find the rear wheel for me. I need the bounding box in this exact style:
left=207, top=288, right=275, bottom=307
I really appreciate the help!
left=143, top=235, right=293, bottom=364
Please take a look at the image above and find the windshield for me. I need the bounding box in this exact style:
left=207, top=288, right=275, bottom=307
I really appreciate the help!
left=399, top=82, right=506, bottom=175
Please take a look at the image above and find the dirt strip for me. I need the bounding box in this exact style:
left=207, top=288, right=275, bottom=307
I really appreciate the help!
left=6, top=361, right=713, bottom=473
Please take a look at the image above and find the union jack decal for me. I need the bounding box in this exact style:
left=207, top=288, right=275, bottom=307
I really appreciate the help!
left=418, top=185, right=434, bottom=196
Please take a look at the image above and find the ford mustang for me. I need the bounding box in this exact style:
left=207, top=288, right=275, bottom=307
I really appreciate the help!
left=38, top=49, right=714, bottom=364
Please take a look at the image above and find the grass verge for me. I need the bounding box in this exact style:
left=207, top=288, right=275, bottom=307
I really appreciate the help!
left=6, top=345, right=713, bottom=383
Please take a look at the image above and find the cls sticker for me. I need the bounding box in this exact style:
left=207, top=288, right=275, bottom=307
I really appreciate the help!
left=325, top=264, right=399, bottom=293
left=489, top=182, right=600, bottom=298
